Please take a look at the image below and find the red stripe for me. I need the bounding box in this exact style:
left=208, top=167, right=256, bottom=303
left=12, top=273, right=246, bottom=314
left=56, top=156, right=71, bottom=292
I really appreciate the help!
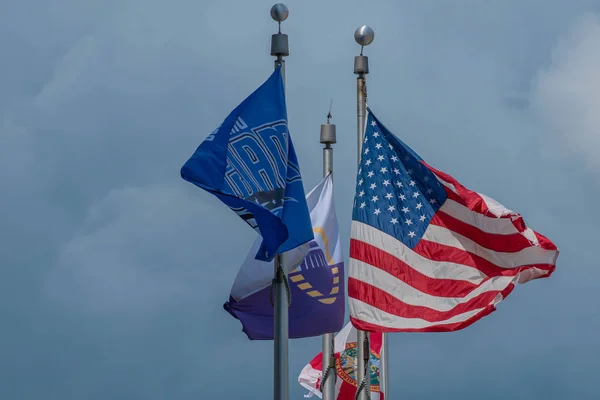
left=350, top=239, right=480, bottom=298
left=423, top=161, right=559, bottom=253
left=428, top=163, right=558, bottom=251
left=349, top=278, right=512, bottom=323
left=423, top=162, right=507, bottom=217
left=441, top=185, right=505, bottom=220
left=430, top=211, right=539, bottom=253
left=443, top=186, right=474, bottom=210
left=442, top=183, right=528, bottom=232
left=350, top=283, right=515, bottom=333
left=369, top=331, right=383, bottom=352
left=413, top=239, right=556, bottom=278
left=508, top=215, right=558, bottom=249
left=535, top=231, right=559, bottom=251
left=309, top=352, right=322, bottom=370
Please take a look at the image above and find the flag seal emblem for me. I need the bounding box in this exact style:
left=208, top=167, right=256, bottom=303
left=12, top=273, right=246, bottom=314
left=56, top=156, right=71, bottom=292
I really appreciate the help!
left=288, top=227, right=342, bottom=305
left=335, top=342, right=381, bottom=392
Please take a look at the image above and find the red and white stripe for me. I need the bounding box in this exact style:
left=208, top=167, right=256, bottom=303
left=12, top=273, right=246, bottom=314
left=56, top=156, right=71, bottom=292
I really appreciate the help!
left=298, top=322, right=384, bottom=400
left=349, top=162, right=559, bottom=332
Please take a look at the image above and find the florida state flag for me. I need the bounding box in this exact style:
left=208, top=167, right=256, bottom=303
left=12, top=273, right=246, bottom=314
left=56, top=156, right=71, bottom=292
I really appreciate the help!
left=298, top=322, right=384, bottom=399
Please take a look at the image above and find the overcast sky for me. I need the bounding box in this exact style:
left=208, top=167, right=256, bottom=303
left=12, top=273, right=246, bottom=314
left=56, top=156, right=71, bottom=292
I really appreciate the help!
left=2, top=0, right=599, bottom=399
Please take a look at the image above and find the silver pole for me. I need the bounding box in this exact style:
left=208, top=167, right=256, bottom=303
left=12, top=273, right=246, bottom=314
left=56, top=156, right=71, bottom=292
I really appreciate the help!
left=271, top=4, right=290, bottom=400
left=354, top=25, right=374, bottom=400
left=320, top=103, right=337, bottom=400
left=381, top=333, right=388, bottom=397
left=273, top=253, right=288, bottom=400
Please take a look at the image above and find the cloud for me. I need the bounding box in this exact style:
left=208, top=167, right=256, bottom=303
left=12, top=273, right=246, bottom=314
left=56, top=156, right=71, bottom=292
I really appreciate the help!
left=532, top=12, right=600, bottom=171
left=44, top=184, right=247, bottom=316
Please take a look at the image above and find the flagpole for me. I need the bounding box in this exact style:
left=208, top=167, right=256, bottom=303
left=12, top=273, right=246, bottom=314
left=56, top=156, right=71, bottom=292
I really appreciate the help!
left=354, top=25, right=374, bottom=400
left=271, top=4, right=290, bottom=400
left=381, top=334, right=388, bottom=398
left=320, top=103, right=337, bottom=400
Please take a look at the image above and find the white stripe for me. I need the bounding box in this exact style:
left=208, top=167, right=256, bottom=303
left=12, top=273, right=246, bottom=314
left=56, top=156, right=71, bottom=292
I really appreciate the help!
left=516, top=267, right=551, bottom=284
left=349, top=259, right=516, bottom=312
left=522, top=227, right=540, bottom=246
left=434, top=172, right=515, bottom=218
left=479, top=192, right=513, bottom=218
left=298, top=364, right=344, bottom=398
left=433, top=174, right=460, bottom=194
left=422, top=224, right=557, bottom=268
left=298, top=364, right=322, bottom=399
left=351, top=221, right=487, bottom=283
left=439, top=199, right=520, bottom=235
left=349, top=296, right=502, bottom=330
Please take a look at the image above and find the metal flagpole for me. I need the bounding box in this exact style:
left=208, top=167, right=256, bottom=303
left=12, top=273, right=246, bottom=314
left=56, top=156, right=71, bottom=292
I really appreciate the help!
left=381, top=333, right=388, bottom=398
left=271, top=4, right=290, bottom=400
left=320, top=101, right=337, bottom=400
left=353, top=25, right=374, bottom=400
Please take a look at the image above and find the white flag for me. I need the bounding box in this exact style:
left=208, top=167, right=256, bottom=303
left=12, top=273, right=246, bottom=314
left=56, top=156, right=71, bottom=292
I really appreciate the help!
left=225, top=174, right=345, bottom=340
left=230, top=174, right=339, bottom=301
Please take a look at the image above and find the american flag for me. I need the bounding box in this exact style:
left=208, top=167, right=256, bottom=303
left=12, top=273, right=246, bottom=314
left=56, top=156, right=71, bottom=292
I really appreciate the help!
left=348, top=108, right=559, bottom=332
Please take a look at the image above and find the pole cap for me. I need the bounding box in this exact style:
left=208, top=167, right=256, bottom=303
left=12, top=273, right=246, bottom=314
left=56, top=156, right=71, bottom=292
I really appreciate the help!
left=271, top=4, right=289, bottom=22
left=354, top=25, right=374, bottom=47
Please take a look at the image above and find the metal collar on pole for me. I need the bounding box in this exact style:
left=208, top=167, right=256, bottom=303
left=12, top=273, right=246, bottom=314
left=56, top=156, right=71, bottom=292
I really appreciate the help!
left=353, top=25, right=374, bottom=400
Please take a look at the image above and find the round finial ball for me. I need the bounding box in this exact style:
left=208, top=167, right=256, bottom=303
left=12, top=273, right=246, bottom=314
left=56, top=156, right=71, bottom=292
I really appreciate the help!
left=271, top=4, right=289, bottom=22
left=354, top=25, right=374, bottom=46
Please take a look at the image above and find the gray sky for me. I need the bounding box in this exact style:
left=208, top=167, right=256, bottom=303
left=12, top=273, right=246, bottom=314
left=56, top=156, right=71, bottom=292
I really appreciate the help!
left=1, top=0, right=599, bottom=398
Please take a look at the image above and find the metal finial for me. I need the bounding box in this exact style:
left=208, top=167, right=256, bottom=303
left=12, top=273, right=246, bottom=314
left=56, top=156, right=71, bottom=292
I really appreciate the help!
left=271, top=4, right=289, bottom=23
left=354, top=25, right=374, bottom=55
left=270, top=3, right=289, bottom=57
left=326, top=98, right=333, bottom=124
left=320, top=98, right=336, bottom=144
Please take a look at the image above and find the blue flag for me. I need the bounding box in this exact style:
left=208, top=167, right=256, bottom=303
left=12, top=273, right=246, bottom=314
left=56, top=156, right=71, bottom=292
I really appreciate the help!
left=181, top=67, right=313, bottom=261
left=224, top=174, right=345, bottom=339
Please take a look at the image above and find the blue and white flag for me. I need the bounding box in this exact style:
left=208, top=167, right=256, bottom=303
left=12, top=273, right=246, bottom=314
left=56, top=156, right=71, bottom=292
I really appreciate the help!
left=224, top=174, right=345, bottom=340
left=180, top=67, right=313, bottom=261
